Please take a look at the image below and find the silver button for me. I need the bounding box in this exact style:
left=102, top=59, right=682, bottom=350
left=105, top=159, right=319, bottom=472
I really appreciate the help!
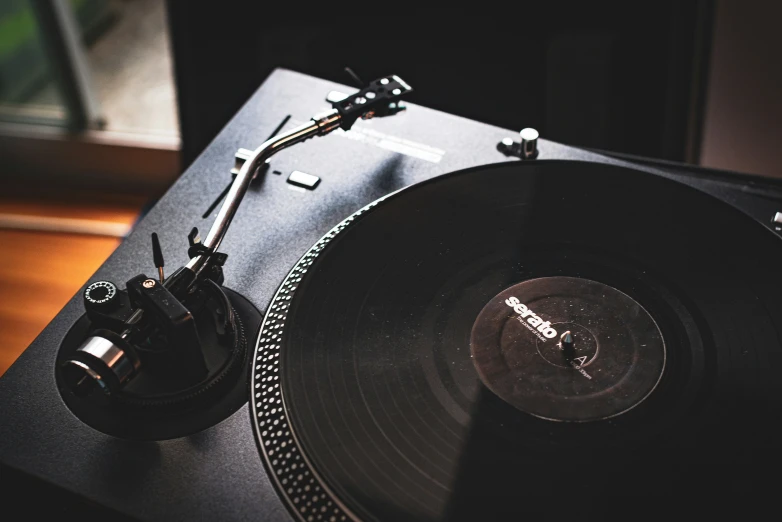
left=519, top=127, right=539, bottom=159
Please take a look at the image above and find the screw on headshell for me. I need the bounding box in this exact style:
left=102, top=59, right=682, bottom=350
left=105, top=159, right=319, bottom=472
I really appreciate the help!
left=151, top=232, right=165, bottom=283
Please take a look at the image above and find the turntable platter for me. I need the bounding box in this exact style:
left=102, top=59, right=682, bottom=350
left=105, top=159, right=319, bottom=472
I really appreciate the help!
left=251, top=161, right=782, bottom=521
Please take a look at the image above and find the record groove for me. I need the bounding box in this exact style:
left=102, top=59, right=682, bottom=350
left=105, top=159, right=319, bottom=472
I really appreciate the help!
left=251, top=160, right=782, bottom=521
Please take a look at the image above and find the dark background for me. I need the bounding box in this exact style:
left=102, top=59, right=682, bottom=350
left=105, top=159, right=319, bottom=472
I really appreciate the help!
left=166, top=2, right=714, bottom=170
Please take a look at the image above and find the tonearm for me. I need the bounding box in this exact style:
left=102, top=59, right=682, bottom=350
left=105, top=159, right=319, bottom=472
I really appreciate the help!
left=61, top=75, right=413, bottom=414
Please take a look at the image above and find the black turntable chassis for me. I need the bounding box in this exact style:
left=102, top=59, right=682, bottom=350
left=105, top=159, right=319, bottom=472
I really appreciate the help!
left=1, top=69, right=781, bottom=521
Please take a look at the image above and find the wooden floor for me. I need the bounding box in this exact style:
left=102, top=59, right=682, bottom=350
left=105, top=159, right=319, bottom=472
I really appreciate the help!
left=0, top=188, right=147, bottom=376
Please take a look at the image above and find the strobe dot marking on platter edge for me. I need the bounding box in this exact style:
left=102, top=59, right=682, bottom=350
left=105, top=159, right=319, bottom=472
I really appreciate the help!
left=252, top=199, right=386, bottom=522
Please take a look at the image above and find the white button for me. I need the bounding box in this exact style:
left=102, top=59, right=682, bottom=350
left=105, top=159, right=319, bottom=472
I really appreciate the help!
left=288, top=170, right=320, bottom=189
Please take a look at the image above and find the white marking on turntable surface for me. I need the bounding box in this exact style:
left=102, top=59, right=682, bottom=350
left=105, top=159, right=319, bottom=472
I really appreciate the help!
left=337, top=126, right=445, bottom=162
left=291, top=116, right=445, bottom=163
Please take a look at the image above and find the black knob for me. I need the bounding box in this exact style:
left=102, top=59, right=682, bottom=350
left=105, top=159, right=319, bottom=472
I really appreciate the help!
left=84, top=280, right=119, bottom=311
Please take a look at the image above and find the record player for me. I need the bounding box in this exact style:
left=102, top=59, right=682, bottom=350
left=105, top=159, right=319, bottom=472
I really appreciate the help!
left=1, top=69, right=782, bottom=521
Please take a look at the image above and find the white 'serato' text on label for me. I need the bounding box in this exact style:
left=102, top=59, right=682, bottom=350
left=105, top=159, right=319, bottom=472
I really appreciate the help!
left=504, top=297, right=558, bottom=339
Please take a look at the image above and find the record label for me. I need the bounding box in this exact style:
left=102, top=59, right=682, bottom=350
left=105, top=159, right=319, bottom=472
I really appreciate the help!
left=470, top=276, right=666, bottom=422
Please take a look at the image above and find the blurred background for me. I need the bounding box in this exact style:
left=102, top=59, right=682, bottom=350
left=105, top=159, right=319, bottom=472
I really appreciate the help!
left=0, top=0, right=780, bottom=376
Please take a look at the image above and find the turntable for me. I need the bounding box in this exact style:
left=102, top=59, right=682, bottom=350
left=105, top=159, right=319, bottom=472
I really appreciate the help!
left=1, top=69, right=781, bottom=521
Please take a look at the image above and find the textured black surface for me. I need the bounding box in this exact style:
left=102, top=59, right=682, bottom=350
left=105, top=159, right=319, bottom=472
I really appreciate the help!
left=254, top=161, right=782, bottom=520
left=1, top=70, right=782, bottom=521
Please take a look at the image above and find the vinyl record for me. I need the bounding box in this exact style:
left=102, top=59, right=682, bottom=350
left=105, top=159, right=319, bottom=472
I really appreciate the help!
left=251, top=161, right=782, bottom=521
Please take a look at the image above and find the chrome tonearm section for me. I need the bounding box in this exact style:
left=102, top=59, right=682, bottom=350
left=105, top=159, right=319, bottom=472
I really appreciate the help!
left=164, top=74, right=413, bottom=298
left=62, top=74, right=412, bottom=402
left=185, top=109, right=342, bottom=278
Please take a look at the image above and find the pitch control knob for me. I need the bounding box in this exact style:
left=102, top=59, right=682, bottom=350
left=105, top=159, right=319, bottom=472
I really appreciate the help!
left=83, top=280, right=119, bottom=311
